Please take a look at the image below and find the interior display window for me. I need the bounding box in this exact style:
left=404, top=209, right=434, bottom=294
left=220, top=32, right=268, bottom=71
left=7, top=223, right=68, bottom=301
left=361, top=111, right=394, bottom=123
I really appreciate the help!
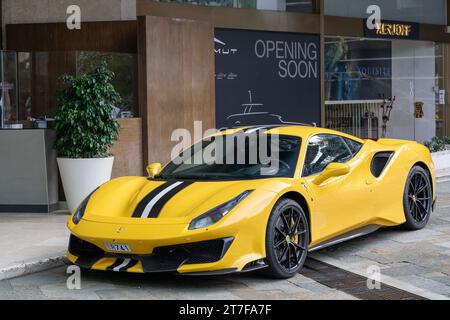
left=325, top=36, right=442, bottom=143
left=76, top=52, right=138, bottom=117
left=15, top=51, right=138, bottom=121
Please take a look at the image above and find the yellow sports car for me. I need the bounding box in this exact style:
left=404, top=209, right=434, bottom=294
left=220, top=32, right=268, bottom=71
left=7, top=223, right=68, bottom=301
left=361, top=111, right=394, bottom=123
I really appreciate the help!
left=67, top=125, right=436, bottom=278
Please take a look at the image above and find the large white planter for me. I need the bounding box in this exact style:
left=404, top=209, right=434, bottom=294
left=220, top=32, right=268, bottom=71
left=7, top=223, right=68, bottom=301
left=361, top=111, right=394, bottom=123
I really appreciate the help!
left=57, top=157, right=114, bottom=213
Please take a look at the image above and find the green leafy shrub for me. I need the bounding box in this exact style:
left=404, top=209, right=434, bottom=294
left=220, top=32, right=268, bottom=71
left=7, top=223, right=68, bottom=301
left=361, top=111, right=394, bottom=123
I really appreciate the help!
left=424, top=136, right=450, bottom=153
left=54, top=62, right=121, bottom=158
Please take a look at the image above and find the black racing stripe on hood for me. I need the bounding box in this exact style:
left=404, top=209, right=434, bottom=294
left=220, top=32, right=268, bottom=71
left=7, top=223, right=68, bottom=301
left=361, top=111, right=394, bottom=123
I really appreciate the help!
left=132, top=181, right=179, bottom=218
left=146, top=181, right=195, bottom=218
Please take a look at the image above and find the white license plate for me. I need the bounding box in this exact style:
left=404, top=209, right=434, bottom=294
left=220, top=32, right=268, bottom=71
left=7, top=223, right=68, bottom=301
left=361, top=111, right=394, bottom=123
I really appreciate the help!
left=104, top=243, right=132, bottom=252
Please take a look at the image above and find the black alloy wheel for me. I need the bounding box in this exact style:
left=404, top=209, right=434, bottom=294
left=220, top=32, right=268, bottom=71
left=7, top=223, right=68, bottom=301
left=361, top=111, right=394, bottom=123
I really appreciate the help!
left=403, top=165, right=432, bottom=230
left=265, top=198, right=309, bottom=279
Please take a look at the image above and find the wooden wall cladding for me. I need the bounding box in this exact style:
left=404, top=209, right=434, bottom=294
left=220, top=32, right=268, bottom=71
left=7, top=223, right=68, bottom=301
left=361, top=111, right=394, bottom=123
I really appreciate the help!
left=6, top=21, right=137, bottom=53
left=324, top=16, right=364, bottom=38
left=138, top=15, right=215, bottom=166
left=111, top=118, right=144, bottom=178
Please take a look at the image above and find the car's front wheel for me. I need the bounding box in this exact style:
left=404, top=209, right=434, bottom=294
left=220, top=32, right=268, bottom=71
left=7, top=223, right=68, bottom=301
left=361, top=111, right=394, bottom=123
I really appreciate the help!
left=264, top=198, right=309, bottom=279
left=402, top=165, right=432, bottom=230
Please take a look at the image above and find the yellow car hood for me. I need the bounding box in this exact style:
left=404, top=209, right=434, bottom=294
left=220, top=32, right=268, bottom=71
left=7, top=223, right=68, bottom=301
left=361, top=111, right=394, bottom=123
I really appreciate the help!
left=83, top=177, right=281, bottom=224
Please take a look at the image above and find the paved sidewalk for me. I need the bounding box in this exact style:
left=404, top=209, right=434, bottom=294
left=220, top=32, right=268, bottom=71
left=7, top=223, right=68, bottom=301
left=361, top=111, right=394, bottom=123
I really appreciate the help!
left=0, top=213, right=69, bottom=280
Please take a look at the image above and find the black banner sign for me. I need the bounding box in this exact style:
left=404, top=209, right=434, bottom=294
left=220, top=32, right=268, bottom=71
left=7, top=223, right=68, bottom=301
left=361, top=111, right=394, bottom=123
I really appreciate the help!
left=215, top=28, right=321, bottom=129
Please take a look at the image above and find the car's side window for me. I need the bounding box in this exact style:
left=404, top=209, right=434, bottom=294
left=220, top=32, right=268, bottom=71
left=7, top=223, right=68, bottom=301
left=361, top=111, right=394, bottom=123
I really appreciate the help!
left=302, top=134, right=353, bottom=177
left=343, top=137, right=363, bottom=156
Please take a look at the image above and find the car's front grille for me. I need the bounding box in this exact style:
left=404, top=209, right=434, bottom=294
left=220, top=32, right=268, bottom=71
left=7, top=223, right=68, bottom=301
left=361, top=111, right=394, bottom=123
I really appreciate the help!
left=153, top=237, right=234, bottom=265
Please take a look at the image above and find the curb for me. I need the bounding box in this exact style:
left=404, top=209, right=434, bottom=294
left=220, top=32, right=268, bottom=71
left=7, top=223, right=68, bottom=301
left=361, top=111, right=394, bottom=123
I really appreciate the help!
left=0, top=255, right=67, bottom=281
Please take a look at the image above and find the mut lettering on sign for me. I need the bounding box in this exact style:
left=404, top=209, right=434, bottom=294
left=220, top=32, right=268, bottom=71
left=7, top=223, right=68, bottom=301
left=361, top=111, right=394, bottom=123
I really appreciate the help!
left=364, top=20, right=419, bottom=40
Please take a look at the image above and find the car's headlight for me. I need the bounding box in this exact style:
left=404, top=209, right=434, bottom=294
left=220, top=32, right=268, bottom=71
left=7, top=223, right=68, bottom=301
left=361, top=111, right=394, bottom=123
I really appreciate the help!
left=189, top=190, right=253, bottom=230
left=72, top=188, right=98, bottom=225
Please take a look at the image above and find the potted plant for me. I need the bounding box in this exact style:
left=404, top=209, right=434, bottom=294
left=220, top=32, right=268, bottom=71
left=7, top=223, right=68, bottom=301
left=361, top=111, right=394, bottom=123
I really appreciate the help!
left=54, top=61, right=121, bottom=213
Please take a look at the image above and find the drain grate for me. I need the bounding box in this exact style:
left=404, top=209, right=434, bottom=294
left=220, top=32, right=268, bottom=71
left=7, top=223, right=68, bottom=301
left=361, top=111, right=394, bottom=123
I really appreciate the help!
left=302, top=258, right=426, bottom=300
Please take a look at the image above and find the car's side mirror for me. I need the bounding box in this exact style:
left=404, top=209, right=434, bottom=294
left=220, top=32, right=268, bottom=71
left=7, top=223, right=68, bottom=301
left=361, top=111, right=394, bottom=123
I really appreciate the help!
left=147, top=163, right=162, bottom=178
left=313, top=162, right=350, bottom=185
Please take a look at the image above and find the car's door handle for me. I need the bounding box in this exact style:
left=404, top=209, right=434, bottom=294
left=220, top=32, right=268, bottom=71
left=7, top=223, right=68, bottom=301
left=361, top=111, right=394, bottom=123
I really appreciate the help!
left=366, top=178, right=375, bottom=185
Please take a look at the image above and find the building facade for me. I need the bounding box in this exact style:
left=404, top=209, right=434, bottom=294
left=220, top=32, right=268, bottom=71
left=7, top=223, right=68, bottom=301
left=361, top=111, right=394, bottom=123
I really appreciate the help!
left=1, top=0, right=450, bottom=210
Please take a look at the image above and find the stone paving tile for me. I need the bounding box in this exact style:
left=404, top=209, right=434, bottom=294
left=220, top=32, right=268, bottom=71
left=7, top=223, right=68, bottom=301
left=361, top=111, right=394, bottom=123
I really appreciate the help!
left=287, top=277, right=337, bottom=293
left=379, top=229, right=445, bottom=244
left=229, top=289, right=293, bottom=300
left=0, top=285, right=47, bottom=300
left=424, top=275, right=450, bottom=287
left=39, top=284, right=102, bottom=300
left=396, top=275, right=450, bottom=296
left=436, top=241, right=450, bottom=249
left=379, top=262, right=429, bottom=277
left=95, top=288, right=153, bottom=300
left=8, top=266, right=67, bottom=288
left=236, top=275, right=310, bottom=294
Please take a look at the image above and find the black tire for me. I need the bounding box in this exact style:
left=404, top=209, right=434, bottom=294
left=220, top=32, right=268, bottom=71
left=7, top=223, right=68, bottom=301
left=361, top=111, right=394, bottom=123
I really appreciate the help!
left=402, top=165, right=432, bottom=230
left=264, top=198, right=309, bottom=279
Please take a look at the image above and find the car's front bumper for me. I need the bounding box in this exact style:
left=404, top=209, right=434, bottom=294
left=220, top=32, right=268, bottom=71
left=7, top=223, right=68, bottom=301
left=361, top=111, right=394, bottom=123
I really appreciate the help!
left=66, top=211, right=271, bottom=274
left=67, top=234, right=240, bottom=274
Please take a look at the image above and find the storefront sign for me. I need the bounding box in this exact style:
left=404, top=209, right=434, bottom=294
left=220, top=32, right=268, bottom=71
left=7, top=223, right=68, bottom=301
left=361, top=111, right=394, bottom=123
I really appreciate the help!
left=214, top=28, right=321, bottom=129
left=364, top=20, right=420, bottom=40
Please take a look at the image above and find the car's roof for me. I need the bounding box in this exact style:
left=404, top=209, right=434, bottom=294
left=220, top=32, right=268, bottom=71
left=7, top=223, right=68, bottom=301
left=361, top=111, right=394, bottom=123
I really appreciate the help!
left=217, top=125, right=364, bottom=143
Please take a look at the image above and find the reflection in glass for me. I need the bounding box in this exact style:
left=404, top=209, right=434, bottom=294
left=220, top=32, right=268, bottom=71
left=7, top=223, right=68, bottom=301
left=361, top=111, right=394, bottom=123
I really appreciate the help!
left=16, top=51, right=137, bottom=121
left=324, top=37, right=443, bottom=143
left=76, top=52, right=137, bottom=116
left=0, top=51, right=18, bottom=128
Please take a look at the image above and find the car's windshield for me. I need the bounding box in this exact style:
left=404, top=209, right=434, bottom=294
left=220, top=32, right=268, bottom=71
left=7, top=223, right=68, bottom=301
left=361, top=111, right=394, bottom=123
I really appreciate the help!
left=157, top=134, right=301, bottom=180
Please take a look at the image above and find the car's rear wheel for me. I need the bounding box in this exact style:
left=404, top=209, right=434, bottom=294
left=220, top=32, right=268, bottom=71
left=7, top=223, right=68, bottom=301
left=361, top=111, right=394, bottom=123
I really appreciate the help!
left=264, top=198, right=309, bottom=279
left=402, top=166, right=432, bottom=230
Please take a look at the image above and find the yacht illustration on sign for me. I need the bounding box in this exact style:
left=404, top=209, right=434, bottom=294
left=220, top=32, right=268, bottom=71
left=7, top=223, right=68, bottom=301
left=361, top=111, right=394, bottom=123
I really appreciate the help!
left=225, top=90, right=307, bottom=128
